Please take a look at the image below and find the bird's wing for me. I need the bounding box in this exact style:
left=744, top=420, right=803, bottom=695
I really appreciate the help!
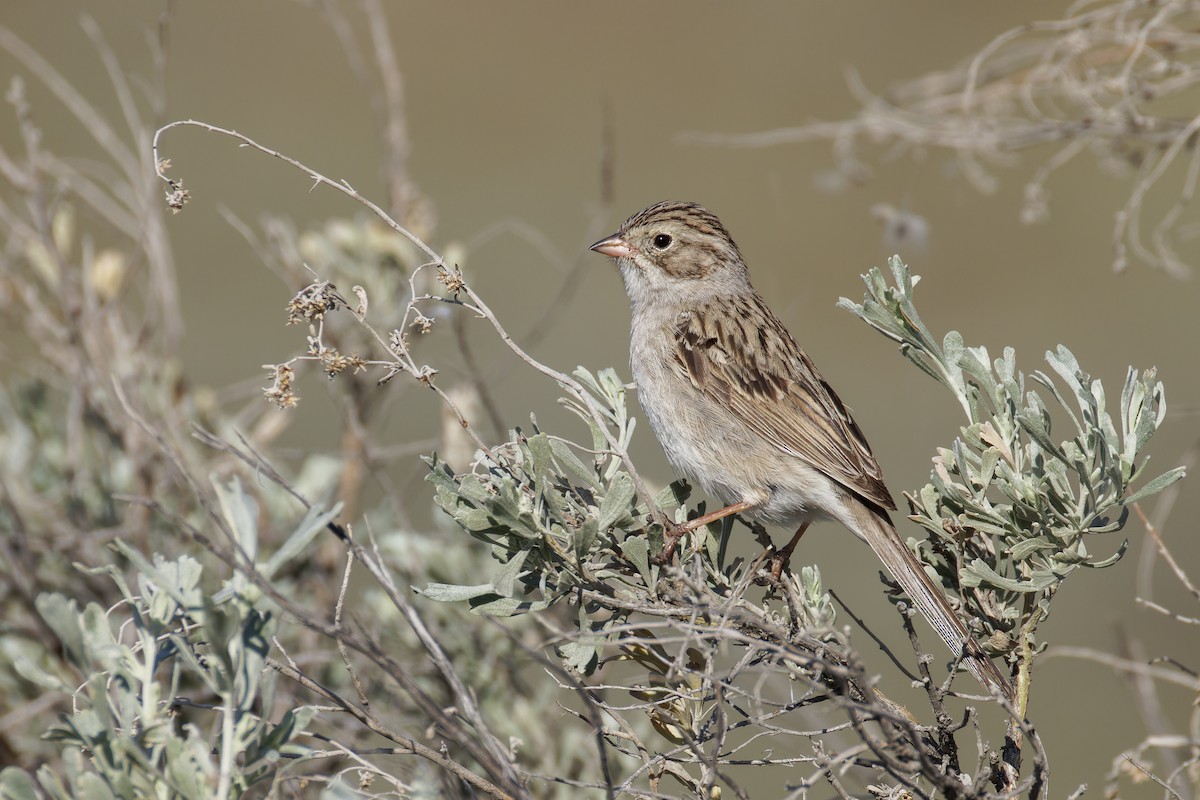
left=673, top=294, right=895, bottom=511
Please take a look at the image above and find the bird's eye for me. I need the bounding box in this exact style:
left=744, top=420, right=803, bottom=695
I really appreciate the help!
left=652, top=233, right=673, bottom=249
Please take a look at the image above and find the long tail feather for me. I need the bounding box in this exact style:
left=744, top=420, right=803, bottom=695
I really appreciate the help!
left=843, top=498, right=1015, bottom=703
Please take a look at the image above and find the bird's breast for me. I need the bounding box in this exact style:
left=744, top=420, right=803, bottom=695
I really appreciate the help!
left=628, top=314, right=834, bottom=528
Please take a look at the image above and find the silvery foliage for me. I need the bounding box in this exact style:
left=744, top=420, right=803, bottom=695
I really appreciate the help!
left=0, top=479, right=329, bottom=800
left=839, top=256, right=1185, bottom=656
left=422, top=367, right=838, bottom=673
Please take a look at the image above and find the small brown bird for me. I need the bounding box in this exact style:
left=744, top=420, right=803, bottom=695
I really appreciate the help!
left=591, top=200, right=1013, bottom=702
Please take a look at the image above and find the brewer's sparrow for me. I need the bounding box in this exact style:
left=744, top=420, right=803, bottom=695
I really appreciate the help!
left=591, top=200, right=1012, bottom=701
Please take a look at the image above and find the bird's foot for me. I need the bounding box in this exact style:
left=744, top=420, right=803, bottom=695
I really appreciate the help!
left=768, top=549, right=789, bottom=582
left=750, top=523, right=811, bottom=584
left=772, top=522, right=810, bottom=579
left=651, top=519, right=689, bottom=565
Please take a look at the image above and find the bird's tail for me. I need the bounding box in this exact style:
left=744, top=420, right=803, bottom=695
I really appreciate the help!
left=843, top=497, right=1015, bottom=704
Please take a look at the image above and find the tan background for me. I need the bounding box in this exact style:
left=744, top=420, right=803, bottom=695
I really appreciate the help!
left=5, top=1, right=1199, bottom=793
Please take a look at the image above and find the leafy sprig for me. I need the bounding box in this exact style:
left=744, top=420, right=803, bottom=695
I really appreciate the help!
left=840, top=256, right=1185, bottom=705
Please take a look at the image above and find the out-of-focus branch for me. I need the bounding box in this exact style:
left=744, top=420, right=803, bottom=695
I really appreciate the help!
left=682, top=0, right=1200, bottom=276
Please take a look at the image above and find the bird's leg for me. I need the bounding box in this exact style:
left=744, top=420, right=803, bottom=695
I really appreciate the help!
left=655, top=499, right=757, bottom=564
left=769, top=523, right=811, bottom=580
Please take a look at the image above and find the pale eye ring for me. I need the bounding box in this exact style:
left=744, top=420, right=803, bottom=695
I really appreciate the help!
left=652, top=233, right=673, bottom=249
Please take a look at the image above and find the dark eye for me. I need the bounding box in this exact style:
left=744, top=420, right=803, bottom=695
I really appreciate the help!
left=652, top=233, right=673, bottom=249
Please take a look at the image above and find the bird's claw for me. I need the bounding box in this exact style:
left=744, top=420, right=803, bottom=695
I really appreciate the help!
left=651, top=519, right=690, bottom=565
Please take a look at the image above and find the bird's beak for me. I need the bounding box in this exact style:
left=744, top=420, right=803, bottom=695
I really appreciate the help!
left=589, top=234, right=635, bottom=259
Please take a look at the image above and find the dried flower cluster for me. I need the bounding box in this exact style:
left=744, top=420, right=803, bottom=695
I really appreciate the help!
left=286, top=280, right=347, bottom=325
left=263, top=363, right=299, bottom=408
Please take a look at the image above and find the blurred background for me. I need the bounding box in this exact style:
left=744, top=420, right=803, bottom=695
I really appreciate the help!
left=3, top=1, right=1199, bottom=795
